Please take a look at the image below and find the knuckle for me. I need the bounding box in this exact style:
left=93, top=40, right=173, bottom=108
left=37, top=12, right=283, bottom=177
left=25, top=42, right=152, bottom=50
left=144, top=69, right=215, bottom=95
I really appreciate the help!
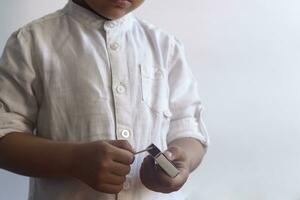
left=102, top=146, right=112, bottom=155
left=120, top=166, right=130, bottom=175
left=118, top=140, right=126, bottom=145
left=100, top=161, right=110, bottom=170
left=95, top=140, right=105, bottom=148
left=169, top=146, right=180, bottom=154
left=121, top=140, right=132, bottom=151
left=120, top=140, right=129, bottom=146
left=100, top=150, right=113, bottom=162
left=96, top=173, right=105, bottom=182
left=94, top=181, right=104, bottom=191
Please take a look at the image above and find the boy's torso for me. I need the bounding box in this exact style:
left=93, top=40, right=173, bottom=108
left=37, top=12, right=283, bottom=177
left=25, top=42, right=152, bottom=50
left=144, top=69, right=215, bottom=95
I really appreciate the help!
left=17, top=1, right=184, bottom=200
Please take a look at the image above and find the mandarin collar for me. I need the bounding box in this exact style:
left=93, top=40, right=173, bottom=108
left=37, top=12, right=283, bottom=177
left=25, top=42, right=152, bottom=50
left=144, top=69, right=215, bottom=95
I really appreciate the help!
left=62, top=0, right=133, bottom=31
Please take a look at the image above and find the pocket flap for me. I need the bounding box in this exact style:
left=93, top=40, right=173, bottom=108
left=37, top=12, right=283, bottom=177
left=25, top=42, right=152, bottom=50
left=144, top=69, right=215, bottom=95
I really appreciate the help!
left=140, top=64, right=165, bottom=80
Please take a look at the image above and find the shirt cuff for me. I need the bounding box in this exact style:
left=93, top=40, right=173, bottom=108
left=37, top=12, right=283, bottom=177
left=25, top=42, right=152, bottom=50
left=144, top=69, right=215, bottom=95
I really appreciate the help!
left=0, top=113, right=34, bottom=138
left=167, top=106, right=209, bottom=146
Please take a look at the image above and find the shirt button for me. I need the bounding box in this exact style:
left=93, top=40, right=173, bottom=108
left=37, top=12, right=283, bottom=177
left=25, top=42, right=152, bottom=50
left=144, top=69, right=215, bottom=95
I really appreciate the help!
left=121, top=129, right=131, bottom=139
left=116, top=84, right=126, bottom=94
left=108, top=23, right=115, bottom=28
left=104, top=22, right=116, bottom=30
left=163, top=110, right=172, bottom=118
left=110, top=42, right=120, bottom=51
left=123, top=181, right=130, bottom=190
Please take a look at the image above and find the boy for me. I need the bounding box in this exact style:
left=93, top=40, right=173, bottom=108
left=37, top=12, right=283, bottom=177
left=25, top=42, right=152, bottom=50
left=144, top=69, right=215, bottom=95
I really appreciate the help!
left=0, top=0, right=209, bottom=199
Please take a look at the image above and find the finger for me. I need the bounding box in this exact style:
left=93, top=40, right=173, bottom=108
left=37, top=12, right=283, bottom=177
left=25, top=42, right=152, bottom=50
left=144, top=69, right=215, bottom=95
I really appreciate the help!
left=102, top=173, right=126, bottom=185
left=163, top=147, right=187, bottom=172
left=163, top=150, right=174, bottom=161
left=165, top=147, right=189, bottom=172
left=140, top=155, right=189, bottom=193
left=140, top=156, right=156, bottom=179
left=154, top=163, right=174, bottom=182
left=96, top=183, right=123, bottom=194
left=109, top=140, right=135, bottom=164
left=164, top=146, right=183, bottom=161
left=110, top=140, right=134, bottom=153
left=111, top=149, right=135, bottom=165
left=154, top=164, right=187, bottom=192
left=140, top=156, right=187, bottom=193
left=141, top=155, right=155, bottom=169
left=140, top=156, right=174, bottom=193
left=110, top=162, right=131, bottom=176
left=107, top=141, right=135, bottom=164
left=140, top=156, right=157, bottom=187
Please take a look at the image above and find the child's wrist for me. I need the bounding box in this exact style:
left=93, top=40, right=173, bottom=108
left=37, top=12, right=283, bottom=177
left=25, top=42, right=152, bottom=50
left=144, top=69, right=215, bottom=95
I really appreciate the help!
left=65, top=143, right=83, bottom=178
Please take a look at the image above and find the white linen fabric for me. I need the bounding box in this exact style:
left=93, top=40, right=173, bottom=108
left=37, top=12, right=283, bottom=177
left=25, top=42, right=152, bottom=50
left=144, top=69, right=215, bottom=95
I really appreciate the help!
left=0, top=1, right=209, bottom=199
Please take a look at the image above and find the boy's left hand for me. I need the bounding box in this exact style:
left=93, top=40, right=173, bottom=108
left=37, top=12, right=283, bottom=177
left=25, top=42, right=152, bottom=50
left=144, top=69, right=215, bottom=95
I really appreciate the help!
left=139, top=146, right=190, bottom=193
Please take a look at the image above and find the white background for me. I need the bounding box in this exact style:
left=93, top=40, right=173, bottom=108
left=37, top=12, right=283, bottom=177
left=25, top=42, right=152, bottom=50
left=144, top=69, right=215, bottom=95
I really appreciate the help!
left=1, top=0, right=300, bottom=199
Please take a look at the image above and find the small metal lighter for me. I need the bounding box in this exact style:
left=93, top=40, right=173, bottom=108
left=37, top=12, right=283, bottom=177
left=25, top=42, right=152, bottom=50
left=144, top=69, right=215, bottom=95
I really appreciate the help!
left=146, top=144, right=180, bottom=178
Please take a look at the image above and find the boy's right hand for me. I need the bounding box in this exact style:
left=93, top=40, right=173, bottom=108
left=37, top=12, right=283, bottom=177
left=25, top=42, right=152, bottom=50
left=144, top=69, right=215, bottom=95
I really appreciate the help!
left=70, top=140, right=135, bottom=194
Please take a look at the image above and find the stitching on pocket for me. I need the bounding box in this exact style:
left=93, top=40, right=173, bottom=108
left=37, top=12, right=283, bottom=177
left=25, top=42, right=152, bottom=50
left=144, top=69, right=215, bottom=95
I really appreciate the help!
left=139, top=64, right=170, bottom=115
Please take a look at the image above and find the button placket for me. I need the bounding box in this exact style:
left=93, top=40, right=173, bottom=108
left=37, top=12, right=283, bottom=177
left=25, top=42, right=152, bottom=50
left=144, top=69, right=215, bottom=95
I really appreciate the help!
left=123, top=180, right=130, bottom=190
left=104, top=21, right=117, bottom=30
left=163, top=110, right=172, bottom=118
left=110, top=42, right=120, bottom=51
left=116, top=83, right=126, bottom=94
left=107, top=23, right=115, bottom=29
left=105, top=26, right=133, bottom=143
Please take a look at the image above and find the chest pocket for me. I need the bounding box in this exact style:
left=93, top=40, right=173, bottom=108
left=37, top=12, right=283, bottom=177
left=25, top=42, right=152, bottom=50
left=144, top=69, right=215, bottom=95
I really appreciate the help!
left=139, top=64, right=171, bottom=117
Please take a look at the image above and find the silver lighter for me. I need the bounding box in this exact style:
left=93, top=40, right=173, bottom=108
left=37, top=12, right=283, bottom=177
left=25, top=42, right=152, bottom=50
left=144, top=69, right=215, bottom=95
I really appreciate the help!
left=146, top=144, right=180, bottom=178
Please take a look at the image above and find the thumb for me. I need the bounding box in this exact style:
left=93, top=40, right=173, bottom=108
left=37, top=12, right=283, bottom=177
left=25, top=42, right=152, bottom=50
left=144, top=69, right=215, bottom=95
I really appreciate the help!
left=164, top=146, right=183, bottom=161
left=164, top=148, right=179, bottom=161
left=164, top=150, right=173, bottom=160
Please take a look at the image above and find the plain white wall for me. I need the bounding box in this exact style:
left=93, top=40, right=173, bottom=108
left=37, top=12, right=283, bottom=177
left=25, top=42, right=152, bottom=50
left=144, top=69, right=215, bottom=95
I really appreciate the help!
left=1, top=0, right=300, bottom=199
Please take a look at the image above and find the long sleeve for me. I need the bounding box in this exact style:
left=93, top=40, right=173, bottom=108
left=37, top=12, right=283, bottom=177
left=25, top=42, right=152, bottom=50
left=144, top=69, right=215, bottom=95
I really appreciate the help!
left=167, top=38, right=209, bottom=146
left=0, top=29, right=38, bottom=138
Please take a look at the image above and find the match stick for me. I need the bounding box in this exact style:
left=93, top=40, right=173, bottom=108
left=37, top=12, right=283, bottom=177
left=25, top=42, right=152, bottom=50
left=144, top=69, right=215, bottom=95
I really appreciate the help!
left=134, top=146, right=154, bottom=155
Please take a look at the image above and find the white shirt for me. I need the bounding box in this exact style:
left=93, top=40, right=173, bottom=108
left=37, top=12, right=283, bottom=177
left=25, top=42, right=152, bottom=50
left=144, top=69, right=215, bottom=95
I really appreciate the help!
left=0, top=1, right=209, bottom=200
